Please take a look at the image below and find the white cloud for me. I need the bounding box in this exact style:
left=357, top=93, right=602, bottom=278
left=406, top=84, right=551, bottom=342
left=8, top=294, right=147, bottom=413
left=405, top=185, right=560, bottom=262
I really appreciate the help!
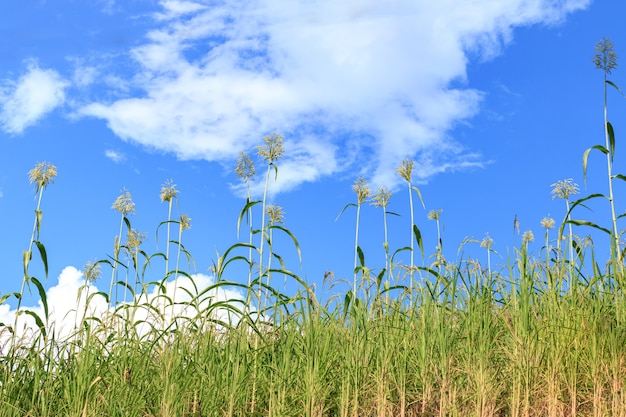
left=0, top=267, right=108, bottom=351
left=156, top=0, right=207, bottom=20
left=0, top=266, right=248, bottom=353
left=72, top=64, right=100, bottom=88
left=81, top=0, right=590, bottom=192
left=105, top=149, right=126, bottom=163
left=0, top=61, right=68, bottom=134
left=132, top=273, right=247, bottom=331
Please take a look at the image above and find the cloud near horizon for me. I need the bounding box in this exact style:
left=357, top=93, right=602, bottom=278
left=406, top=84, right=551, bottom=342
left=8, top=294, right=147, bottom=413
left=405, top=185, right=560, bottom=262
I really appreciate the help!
left=0, top=266, right=246, bottom=353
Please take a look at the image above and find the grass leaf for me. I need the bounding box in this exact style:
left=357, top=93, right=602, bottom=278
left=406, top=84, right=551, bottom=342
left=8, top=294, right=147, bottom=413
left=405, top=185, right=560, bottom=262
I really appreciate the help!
left=607, top=79, right=624, bottom=95
left=123, top=216, right=132, bottom=233
left=269, top=224, right=303, bottom=265
left=411, top=185, right=426, bottom=209
left=566, top=219, right=612, bottom=235
left=30, top=277, right=48, bottom=322
left=335, top=203, right=357, bottom=221
left=608, top=121, right=616, bottom=161
left=237, top=199, right=261, bottom=237
left=357, top=246, right=365, bottom=267
left=34, top=241, right=48, bottom=280
left=20, top=309, right=47, bottom=340
left=414, top=224, right=425, bottom=261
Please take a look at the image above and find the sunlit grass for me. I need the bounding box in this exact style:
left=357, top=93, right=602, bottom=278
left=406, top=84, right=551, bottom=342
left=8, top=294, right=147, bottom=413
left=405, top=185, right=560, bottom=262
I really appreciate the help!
left=2, top=39, right=626, bottom=416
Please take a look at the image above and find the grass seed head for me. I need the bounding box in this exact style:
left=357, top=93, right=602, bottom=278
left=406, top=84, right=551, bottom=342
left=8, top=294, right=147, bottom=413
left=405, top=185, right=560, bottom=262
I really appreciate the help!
left=430, top=252, right=447, bottom=268
left=427, top=209, right=442, bottom=221
left=541, top=216, right=555, bottom=230
left=522, top=230, right=535, bottom=244
left=160, top=179, right=179, bottom=203
left=112, top=189, right=136, bottom=216
left=352, top=177, right=370, bottom=205
left=266, top=204, right=285, bottom=224
left=551, top=178, right=579, bottom=200
left=397, top=158, right=414, bottom=183
left=113, top=235, right=120, bottom=257
left=82, top=260, right=101, bottom=283
left=126, top=229, right=147, bottom=252
left=371, top=186, right=392, bottom=208
left=235, top=151, right=256, bottom=182
left=480, top=234, right=494, bottom=249
left=594, top=37, right=618, bottom=75
left=257, top=132, right=285, bottom=163
left=582, top=234, right=594, bottom=249
left=513, top=214, right=521, bottom=235
left=180, top=213, right=192, bottom=230
left=28, top=161, right=57, bottom=193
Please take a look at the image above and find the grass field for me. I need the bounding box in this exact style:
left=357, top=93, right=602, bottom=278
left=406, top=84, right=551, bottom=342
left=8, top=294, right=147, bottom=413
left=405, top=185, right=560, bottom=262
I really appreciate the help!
left=1, top=38, right=626, bottom=417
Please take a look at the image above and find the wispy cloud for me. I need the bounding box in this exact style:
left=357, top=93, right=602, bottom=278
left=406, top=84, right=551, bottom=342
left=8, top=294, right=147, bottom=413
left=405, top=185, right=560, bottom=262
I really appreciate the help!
left=155, top=0, right=207, bottom=20
left=81, top=0, right=590, bottom=192
left=0, top=61, right=68, bottom=135
left=105, top=149, right=126, bottom=163
left=98, top=0, right=118, bottom=15
left=71, top=63, right=100, bottom=88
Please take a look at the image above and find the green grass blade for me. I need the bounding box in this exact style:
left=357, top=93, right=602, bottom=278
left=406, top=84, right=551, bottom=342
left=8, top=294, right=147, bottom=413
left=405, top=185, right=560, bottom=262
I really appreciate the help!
left=30, top=277, right=48, bottom=322
left=123, top=215, right=132, bottom=229
left=566, top=219, right=612, bottom=235
left=335, top=202, right=357, bottom=221
left=34, top=241, right=48, bottom=280
left=411, top=185, right=426, bottom=208
left=583, top=147, right=591, bottom=184
left=608, top=121, right=615, bottom=161
left=607, top=80, right=624, bottom=95
left=23, top=250, right=31, bottom=279
left=269, top=224, right=303, bottom=265
left=0, top=292, right=19, bottom=305
left=391, top=246, right=411, bottom=262
left=583, top=145, right=610, bottom=184
left=413, top=224, right=425, bottom=261
left=86, top=291, right=109, bottom=306
left=20, top=309, right=47, bottom=340
left=357, top=246, right=365, bottom=267
left=115, top=280, right=136, bottom=299
left=236, top=199, right=261, bottom=237
left=155, top=219, right=179, bottom=249
left=35, top=209, right=42, bottom=237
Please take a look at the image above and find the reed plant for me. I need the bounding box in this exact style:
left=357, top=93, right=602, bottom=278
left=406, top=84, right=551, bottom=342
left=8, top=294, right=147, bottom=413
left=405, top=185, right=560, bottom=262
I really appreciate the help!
left=109, top=189, right=135, bottom=307
left=336, top=176, right=371, bottom=300
left=10, top=162, right=57, bottom=350
left=397, top=158, right=425, bottom=296
left=235, top=150, right=257, bottom=312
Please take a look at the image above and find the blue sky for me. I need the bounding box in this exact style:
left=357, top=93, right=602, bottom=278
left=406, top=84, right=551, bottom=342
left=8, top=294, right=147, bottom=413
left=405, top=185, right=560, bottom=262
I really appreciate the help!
left=1, top=0, right=625, bottom=318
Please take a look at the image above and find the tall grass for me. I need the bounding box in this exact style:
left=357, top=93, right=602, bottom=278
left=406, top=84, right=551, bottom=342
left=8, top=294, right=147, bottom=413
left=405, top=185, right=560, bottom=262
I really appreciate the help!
left=2, top=38, right=626, bottom=417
